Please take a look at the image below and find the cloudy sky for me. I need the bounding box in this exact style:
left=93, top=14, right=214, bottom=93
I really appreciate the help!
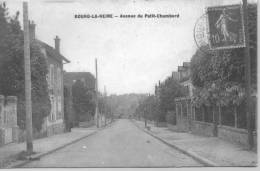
left=6, top=0, right=245, bottom=95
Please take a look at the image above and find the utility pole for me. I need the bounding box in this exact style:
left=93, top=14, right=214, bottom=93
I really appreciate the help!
left=242, top=0, right=253, bottom=149
left=104, top=86, right=107, bottom=126
left=95, top=58, right=99, bottom=128
left=23, top=2, right=33, bottom=154
left=144, top=94, right=149, bottom=128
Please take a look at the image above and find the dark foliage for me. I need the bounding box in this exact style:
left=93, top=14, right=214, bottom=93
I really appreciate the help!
left=0, top=3, right=50, bottom=131
left=190, top=4, right=257, bottom=107
left=72, top=80, right=95, bottom=123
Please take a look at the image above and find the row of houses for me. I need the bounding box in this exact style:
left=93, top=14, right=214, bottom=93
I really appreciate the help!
left=155, top=61, right=257, bottom=148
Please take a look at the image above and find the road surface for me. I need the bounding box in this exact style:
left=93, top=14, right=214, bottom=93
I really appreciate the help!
left=23, top=119, right=202, bottom=167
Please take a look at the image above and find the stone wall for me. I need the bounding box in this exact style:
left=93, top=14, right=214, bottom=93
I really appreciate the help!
left=175, top=96, right=257, bottom=148
left=167, top=123, right=179, bottom=132
left=191, top=121, right=214, bottom=137
left=47, top=122, right=65, bottom=136
left=176, top=113, right=190, bottom=132
left=0, top=95, right=19, bottom=146
left=218, top=125, right=257, bottom=147
left=79, top=120, right=95, bottom=128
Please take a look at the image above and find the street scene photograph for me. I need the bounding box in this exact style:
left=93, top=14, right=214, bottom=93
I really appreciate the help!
left=0, top=0, right=258, bottom=168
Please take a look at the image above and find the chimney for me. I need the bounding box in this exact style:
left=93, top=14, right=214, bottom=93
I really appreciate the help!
left=54, top=35, right=60, bottom=53
left=29, top=20, right=36, bottom=41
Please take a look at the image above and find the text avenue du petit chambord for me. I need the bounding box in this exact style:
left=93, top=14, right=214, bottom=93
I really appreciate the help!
left=74, top=13, right=179, bottom=19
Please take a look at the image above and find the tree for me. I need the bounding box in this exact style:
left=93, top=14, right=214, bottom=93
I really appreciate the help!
left=0, top=3, right=50, bottom=131
left=72, top=80, right=95, bottom=124
left=134, top=77, right=185, bottom=124
left=158, top=78, right=186, bottom=122
left=190, top=4, right=257, bottom=132
left=190, top=4, right=257, bottom=108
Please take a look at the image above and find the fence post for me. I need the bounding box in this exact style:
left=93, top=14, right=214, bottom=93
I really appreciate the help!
left=188, top=99, right=192, bottom=131
left=234, top=106, right=238, bottom=128
left=202, top=106, right=205, bottom=122
left=180, top=101, right=183, bottom=120
left=0, top=95, right=4, bottom=128
left=193, top=107, right=195, bottom=121
left=218, top=106, right=222, bottom=126
left=0, top=95, right=5, bottom=146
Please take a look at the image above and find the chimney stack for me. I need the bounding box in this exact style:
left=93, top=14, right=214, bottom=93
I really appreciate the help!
left=29, top=20, right=36, bottom=41
left=54, top=35, right=60, bottom=53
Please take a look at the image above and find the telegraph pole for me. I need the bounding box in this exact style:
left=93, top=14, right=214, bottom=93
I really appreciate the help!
left=23, top=2, right=33, bottom=154
left=104, top=86, right=107, bottom=126
left=95, top=59, right=99, bottom=128
left=242, top=0, right=253, bottom=149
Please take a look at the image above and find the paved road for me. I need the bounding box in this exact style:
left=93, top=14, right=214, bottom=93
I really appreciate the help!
left=23, top=119, right=202, bottom=167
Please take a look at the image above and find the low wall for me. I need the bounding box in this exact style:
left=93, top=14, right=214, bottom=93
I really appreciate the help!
left=156, top=122, right=167, bottom=127
left=176, top=116, right=190, bottom=132
left=0, top=95, right=18, bottom=146
left=218, top=125, right=257, bottom=147
left=79, top=120, right=95, bottom=128
left=47, top=123, right=65, bottom=136
left=167, top=123, right=179, bottom=132
left=191, top=121, right=214, bottom=137
left=18, top=128, right=48, bottom=142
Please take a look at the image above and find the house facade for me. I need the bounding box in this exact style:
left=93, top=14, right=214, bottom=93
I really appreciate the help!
left=178, top=62, right=194, bottom=97
left=29, top=21, right=70, bottom=136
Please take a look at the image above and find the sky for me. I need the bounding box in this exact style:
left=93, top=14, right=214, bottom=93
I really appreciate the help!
left=5, top=0, right=246, bottom=95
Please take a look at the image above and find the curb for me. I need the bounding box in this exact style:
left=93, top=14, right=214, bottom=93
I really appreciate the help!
left=131, top=119, right=218, bottom=167
left=6, top=121, right=114, bottom=168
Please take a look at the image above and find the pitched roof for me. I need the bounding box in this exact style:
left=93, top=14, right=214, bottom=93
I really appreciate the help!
left=183, top=62, right=190, bottom=67
left=178, top=66, right=184, bottom=71
left=64, top=72, right=95, bottom=88
left=37, top=40, right=70, bottom=63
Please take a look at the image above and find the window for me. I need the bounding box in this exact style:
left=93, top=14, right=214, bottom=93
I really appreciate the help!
left=49, top=96, right=54, bottom=121
left=53, top=96, right=56, bottom=121
left=57, top=67, right=62, bottom=94
left=49, top=64, right=54, bottom=90
left=57, top=96, right=62, bottom=119
left=4, top=110, right=7, bottom=124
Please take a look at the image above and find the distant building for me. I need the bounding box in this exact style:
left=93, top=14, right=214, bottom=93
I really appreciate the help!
left=64, top=72, right=95, bottom=90
left=29, top=21, right=70, bottom=136
left=178, top=62, right=194, bottom=97
left=171, top=71, right=180, bottom=81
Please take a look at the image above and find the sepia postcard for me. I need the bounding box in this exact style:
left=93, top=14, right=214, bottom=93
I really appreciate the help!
left=0, top=0, right=258, bottom=168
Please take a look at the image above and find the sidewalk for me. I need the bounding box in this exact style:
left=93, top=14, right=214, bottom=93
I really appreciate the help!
left=133, top=120, right=257, bottom=167
left=0, top=127, right=98, bottom=168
